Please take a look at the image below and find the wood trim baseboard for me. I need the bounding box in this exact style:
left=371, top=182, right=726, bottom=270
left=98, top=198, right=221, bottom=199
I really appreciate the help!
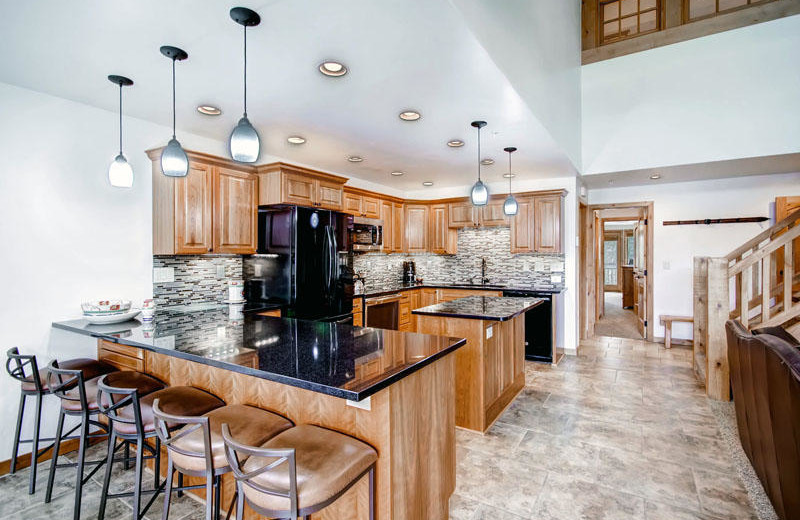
left=0, top=437, right=101, bottom=477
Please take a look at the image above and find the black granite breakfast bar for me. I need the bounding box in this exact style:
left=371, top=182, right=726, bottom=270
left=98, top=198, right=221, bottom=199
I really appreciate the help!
left=53, top=309, right=466, bottom=519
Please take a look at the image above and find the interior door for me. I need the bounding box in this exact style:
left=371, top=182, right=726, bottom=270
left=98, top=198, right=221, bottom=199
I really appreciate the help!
left=603, top=230, right=622, bottom=292
left=634, top=220, right=647, bottom=336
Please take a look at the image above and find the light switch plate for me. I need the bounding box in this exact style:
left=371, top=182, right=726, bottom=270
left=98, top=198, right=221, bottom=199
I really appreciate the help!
left=216, top=265, right=226, bottom=278
left=486, top=326, right=493, bottom=339
left=153, top=267, right=174, bottom=283
left=522, top=261, right=530, bottom=272
left=551, top=274, right=562, bottom=283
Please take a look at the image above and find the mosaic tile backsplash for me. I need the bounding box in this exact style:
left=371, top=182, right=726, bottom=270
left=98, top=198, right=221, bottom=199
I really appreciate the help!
left=153, top=255, right=243, bottom=307
left=352, top=227, right=566, bottom=289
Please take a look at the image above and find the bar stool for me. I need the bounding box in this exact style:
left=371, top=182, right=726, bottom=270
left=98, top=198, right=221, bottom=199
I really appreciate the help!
left=4, top=347, right=116, bottom=494
left=153, top=401, right=294, bottom=520
left=222, top=423, right=378, bottom=520
left=97, top=376, right=225, bottom=520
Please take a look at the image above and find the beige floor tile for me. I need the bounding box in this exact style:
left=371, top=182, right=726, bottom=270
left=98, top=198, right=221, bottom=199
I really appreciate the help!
left=693, top=467, right=759, bottom=519
left=456, top=421, right=527, bottom=458
left=532, top=472, right=646, bottom=520
left=644, top=500, right=727, bottom=520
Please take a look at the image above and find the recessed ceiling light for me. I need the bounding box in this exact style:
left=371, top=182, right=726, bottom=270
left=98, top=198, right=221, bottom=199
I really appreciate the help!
left=399, top=110, right=421, bottom=121
left=319, top=61, right=347, bottom=77
left=347, top=155, right=363, bottom=163
left=422, top=181, right=434, bottom=186
left=197, top=105, right=221, bottom=116
left=480, top=158, right=495, bottom=166
left=447, top=139, right=464, bottom=148
left=650, top=173, right=661, bottom=180
left=390, top=171, right=404, bottom=176
left=503, top=173, right=516, bottom=178
left=287, top=136, right=306, bottom=144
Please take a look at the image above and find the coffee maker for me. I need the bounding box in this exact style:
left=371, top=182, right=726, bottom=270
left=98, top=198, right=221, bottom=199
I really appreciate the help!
left=403, top=261, right=416, bottom=284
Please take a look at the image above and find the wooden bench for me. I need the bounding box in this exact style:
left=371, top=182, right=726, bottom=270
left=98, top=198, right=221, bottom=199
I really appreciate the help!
left=659, top=315, right=693, bottom=349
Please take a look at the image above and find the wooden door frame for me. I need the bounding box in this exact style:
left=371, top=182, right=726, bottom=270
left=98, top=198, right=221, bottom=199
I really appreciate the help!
left=602, top=229, right=624, bottom=292
left=582, top=202, right=655, bottom=342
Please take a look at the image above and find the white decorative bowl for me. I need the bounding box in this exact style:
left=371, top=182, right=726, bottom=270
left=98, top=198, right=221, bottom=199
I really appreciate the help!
left=83, top=309, right=141, bottom=324
left=81, top=299, right=132, bottom=315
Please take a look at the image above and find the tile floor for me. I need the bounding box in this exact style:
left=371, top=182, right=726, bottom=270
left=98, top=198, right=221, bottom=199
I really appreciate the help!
left=593, top=292, right=643, bottom=340
left=0, top=336, right=767, bottom=520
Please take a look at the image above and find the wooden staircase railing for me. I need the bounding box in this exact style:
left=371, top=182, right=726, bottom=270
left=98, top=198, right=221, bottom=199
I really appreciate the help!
left=693, top=208, right=800, bottom=400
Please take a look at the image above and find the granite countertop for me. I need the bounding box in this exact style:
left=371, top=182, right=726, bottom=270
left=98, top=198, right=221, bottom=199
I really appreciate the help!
left=52, top=309, right=465, bottom=402
left=411, top=296, right=545, bottom=321
left=358, top=282, right=565, bottom=298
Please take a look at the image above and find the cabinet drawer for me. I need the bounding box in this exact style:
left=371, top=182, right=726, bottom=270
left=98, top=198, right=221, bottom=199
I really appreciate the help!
left=399, top=303, right=411, bottom=324
left=98, top=340, right=144, bottom=360
left=98, top=348, right=145, bottom=372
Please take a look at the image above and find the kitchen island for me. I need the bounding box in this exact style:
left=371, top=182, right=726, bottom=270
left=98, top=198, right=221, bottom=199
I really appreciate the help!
left=53, top=309, right=466, bottom=520
left=413, top=296, right=544, bottom=433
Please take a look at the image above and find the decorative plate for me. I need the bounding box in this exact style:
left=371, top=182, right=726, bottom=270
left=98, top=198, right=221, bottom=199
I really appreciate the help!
left=84, top=309, right=141, bottom=324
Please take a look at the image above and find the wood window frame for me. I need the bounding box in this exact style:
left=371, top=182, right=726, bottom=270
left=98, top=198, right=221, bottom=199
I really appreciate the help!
left=683, top=0, right=776, bottom=22
left=598, top=0, right=662, bottom=46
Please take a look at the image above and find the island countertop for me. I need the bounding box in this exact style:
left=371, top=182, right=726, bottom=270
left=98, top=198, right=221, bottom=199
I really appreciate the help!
left=52, top=309, right=465, bottom=402
left=412, top=295, right=545, bottom=321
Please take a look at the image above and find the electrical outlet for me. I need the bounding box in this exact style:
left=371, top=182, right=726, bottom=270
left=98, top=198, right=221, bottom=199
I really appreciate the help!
left=522, top=261, right=530, bottom=272
left=486, top=326, right=493, bottom=339
left=153, top=267, right=174, bottom=283
left=254, top=264, right=263, bottom=277
left=216, top=265, right=226, bottom=278
left=551, top=274, right=562, bottom=283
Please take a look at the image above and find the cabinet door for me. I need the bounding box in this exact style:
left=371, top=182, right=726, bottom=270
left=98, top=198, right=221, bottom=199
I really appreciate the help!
left=420, top=288, right=437, bottom=307
left=429, top=204, right=456, bottom=254
left=282, top=172, right=316, bottom=206
left=175, top=162, right=213, bottom=254
left=343, top=192, right=362, bottom=215
left=213, top=167, right=258, bottom=254
left=405, top=204, right=429, bottom=253
left=510, top=197, right=534, bottom=254
left=449, top=202, right=478, bottom=228
left=481, top=200, right=508, bottom=227
left=362, top=196, right=381, bottom=219
left=316, top=179, right=343, bottom=210
left=381, top=200, right=393, bottom=253
left=392, top=203, right=405, bottom=252
left=534, top=195, right=561, bottom=253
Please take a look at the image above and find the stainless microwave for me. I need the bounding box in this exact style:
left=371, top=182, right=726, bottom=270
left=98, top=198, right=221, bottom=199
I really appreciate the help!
left=349, top=217, right=383, bottom=252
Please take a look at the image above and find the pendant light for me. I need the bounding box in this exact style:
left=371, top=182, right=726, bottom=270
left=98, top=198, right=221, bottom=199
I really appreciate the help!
left=160, top=46, right=189, bottom=177
left=470, top=121, right=489, bottom=206
left=503, top=147, right=518, bottom=216
left=229, top=7, right=261, bottom=163
left=107, top=75, right=134, bottom=188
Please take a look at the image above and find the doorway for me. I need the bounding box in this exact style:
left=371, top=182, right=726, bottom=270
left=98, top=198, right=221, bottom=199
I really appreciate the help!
left=580, top=202, right=654, bottom=342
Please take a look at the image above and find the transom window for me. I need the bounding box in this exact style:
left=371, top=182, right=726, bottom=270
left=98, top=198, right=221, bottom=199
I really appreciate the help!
left=686, top=0, right=774, bottom=21
left=600, top=0, right=660, bottom=44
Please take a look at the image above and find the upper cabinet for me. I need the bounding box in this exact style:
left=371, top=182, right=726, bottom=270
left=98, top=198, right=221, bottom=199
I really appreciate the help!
left=343, top=188, right=381, bottom=219
left=510, top=196, right=534, bottom=254
left=481, top=199, right=509, bottom=227
left=213, top=167, right=258, bottom=254
left=449, top=197, right=508, bottom=228
left=510, top=191, right=565, bottom=254
left=429, top=203, right=457, bottom=255
left=381, top=200, right=404, bottom=253
left=149, top=149, right=258, bottom=255
left=405, top=204, right=429, bottom=253
left=257, top=163, right=345, bottom=210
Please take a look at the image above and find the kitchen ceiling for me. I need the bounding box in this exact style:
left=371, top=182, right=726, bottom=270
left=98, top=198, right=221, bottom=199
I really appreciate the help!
left=0, top=0, right=578, bottom=191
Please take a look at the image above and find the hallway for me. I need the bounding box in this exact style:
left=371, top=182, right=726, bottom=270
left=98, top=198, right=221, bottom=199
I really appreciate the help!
left=594, top=292, right=642, bottom=340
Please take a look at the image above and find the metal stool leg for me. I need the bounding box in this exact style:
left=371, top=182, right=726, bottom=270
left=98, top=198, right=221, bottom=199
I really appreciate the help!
left=235, top=482, right=244, bottom=520
left=72, top=413, right=90, bottom=520
left=45, top=408, right=65, bottom=502
left=161, top=456, right=174, bottom=520
left=369, top=466, right=375, bottom=520
left=28, top=392, right=43, bottom=494
left=153, top=437, right=161, bottom=490
left=10, top=393, right=25, bottom=475
left=214, top=475, right=222, bottom=520
left=98, top=431, right=117, bottom=520
left=132, top=434, right=145, bottom=520
left=205, top=470, right=214, bottom=520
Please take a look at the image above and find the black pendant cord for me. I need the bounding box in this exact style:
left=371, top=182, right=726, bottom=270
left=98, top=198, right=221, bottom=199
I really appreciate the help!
left=171, top=57, right=177, bottom=139
left=118, top=83, right=123, bottom=155
left=477, top=127, right=482, bottom=182
left=507, top=153, right=512, bottom=193
left=243, top=24, right=248, bottom=117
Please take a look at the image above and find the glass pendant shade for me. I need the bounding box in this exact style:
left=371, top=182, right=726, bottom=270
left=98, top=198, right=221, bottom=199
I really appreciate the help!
left=108, top=153, right=133, bottom=188
left=503, top=194, right=518, bottom=216
left=470, top=179, right=489, bottom=206
left=229, top=116, right=260, bottom=163
left=161, top=137, right=189, bottom=177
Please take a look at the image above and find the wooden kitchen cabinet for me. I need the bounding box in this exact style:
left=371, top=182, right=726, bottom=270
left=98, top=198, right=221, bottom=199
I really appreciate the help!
left=257, top=163, right=346, bottom=210
left=343, top=188, right=381, bottom=219
left=534, top=194, right=562, bottom=253
left=150, top=149, right=257, bottom=255
left=405, top=204, right=428, bottom=253
left=481, top=199, right=509, bottom=227
left=429, top=204, right=457, bottom=255
left=449, top=202, right=479, bottom=228
left=510, top=196, right=534, bottom=254
left=213, top=167, right=258, bottom=254
left=381, top=200, right=404, bottom=253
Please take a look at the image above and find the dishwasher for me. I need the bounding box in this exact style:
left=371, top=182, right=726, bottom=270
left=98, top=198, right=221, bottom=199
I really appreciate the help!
left=503, top=290, right=553, bottom=363
left=365, top=294, right=401, bottom=330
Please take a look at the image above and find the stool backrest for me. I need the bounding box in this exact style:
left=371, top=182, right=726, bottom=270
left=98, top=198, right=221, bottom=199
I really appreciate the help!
left=46, top=360, right=89, bottom=410
left=6, top=347, right=42, bottom=392
left=152, top=398, right=215, bottom=474
left=96, top=375, right=145, bottom=437
left=221, top=423, right=298, bottom=519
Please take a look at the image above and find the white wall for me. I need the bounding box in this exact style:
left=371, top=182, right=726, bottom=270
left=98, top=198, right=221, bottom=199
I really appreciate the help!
left=588, top=172, right=800, bottom=340
left=0, top=81, right=227, bottom=459
left=450, top=0, right=583, bottom=170
left=408, top=176, right=580, bottom=355
left=582, top=14, right=800, bottom=175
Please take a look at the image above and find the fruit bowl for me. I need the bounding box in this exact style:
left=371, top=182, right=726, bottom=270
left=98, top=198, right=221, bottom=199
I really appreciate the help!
left=81, top=299, right=132, bottom=315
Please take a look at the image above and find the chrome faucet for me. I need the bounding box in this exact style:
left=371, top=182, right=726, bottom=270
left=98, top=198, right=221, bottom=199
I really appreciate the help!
left=468, top=257, right=490, bottom=285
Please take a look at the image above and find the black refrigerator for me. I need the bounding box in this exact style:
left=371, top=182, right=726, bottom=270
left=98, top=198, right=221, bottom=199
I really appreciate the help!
left=245, top=206, right=354, bottom=323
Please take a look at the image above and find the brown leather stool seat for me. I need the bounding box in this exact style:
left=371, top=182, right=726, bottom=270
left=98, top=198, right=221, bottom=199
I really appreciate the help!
left=240, top=424, right=378, bottom=514
left=61, top=370, right=164, bottom=412
left=114, top=386, right=224, bottom=435
left=21, top=358, right=116, bottom=393
left=170, top=404, right=293, bottom=472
